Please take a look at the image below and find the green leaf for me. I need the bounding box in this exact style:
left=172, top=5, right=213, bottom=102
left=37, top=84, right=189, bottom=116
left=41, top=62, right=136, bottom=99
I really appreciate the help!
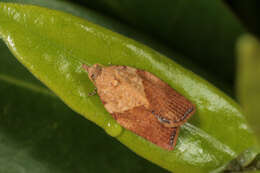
left=2, top=0, right=233, bottom=96
left=0, top=47, right=166, bottom=173
left=0, top=1, right=168, bottom=172
left=0, top=3, right=259, bottom=172
left=75, top=0, right=245, bottom=87
left=212, top=148, right=260, bottom=172
left=237, top=35, right=260, bottom=142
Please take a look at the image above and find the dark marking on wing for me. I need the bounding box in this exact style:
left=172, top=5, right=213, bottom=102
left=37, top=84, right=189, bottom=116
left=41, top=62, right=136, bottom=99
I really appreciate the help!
left=170, top=127, right=179, bottom=146
left=151, top=110, right=170, bottom=124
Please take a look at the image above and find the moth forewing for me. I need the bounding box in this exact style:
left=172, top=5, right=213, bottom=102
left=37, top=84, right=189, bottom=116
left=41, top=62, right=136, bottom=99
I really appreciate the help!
left=83, top=64, right=196, bottom=150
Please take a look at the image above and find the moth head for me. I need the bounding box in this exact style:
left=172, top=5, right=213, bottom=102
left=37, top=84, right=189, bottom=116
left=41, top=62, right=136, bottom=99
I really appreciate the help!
left=82, top=64, right=103, bottom=82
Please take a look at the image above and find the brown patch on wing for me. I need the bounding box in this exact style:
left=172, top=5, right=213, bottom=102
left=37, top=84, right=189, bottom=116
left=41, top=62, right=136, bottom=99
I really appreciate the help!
left=137, top=70, right=196, bottom=127
left=95, top=65, right=149, bottom=114
left=112, top=106, right=179, bottom=150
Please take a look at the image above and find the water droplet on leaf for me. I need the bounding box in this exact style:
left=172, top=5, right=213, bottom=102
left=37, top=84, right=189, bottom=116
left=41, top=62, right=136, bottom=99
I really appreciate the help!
left=104, top=119, right=123, bottom=137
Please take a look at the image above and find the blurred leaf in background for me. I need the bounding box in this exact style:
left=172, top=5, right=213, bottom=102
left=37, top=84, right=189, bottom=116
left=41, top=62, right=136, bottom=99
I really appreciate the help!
left=237, top=35, right=260, bottom=143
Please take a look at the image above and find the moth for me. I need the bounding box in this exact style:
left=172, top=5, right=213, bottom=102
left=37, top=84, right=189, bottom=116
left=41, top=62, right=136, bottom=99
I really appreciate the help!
left=83, top=64, right=195, bottom=150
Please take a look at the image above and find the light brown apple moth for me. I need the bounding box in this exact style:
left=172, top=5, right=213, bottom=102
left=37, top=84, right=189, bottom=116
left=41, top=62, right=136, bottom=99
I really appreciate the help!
left=83, top=64, right=195, bottom=150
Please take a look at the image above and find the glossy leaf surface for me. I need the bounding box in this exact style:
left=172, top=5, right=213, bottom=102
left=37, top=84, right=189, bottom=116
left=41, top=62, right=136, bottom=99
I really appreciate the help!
left=0, top=1, right=169, bottom=172
left=0, top=3, right=259, bottom=172
left=0, top=47, right=166, bottom=173
left=77, top=0, right=245, bottom=86
left=2, top=0, right=233, bottom=95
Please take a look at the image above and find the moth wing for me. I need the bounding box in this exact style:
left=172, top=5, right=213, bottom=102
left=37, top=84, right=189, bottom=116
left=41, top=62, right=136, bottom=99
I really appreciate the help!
left=137, top=70, right=196, bottom=127
left=112, top=106, right=179, bottom=150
